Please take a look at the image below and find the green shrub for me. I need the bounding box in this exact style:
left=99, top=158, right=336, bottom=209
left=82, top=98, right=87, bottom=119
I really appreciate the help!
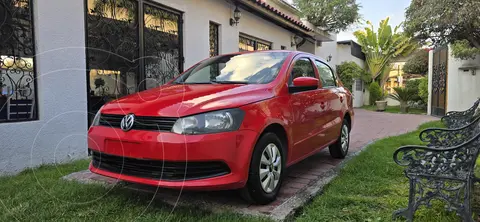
left=368, top=81, right=382, bottom=104
left=336, top=61, right=369, bottom=92
left=405, top=79, right=422, bottom=102
left=418, top=77, right=428, bottom=103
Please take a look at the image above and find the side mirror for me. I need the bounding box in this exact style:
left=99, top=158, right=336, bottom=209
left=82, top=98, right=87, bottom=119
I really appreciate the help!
left=289, top=77, right=319, bottom=93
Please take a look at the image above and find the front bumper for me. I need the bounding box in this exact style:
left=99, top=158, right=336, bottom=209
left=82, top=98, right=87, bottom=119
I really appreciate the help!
left=88, top=126, right=258, bottom=190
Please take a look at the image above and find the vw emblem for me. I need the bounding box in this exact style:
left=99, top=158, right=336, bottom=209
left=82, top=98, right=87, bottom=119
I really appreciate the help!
left=120, top=114, right=135, bottom=132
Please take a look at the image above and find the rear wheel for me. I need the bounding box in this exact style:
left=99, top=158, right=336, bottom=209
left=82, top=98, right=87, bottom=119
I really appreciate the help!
left=329, top=119, right=350, bottom=159
left=241, top=132, right=285, bottom=204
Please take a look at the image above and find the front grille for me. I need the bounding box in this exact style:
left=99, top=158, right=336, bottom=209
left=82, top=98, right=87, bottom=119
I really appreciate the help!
left=99, top=114, right=178, bottom=131
left=90, top=150, right=231, bottom=181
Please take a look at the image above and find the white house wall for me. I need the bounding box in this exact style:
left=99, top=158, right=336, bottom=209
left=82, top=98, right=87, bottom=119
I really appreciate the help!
left=317, top=42, right=366, bottom=107
left=317, top=42, right=338, bottom=70
left=297, top=40, right=316, bottom=55
left=0, top=0, right=87, bottom=174
left=445, top=45, right=480, bottom=112
left=337, top=44, right=365, bottom=68
left=156, top=0, right=296, bottom=69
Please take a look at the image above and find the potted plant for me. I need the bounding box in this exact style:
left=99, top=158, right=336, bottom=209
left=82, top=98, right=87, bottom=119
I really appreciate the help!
left=369, top=81, right=388, bottom=111
left=389, top=87, right=416, bottom=113
left=376, top=90, right=389, bottom=111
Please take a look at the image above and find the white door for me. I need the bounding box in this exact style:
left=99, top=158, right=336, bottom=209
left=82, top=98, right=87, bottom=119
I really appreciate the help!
left=353, top=78, right=364, bottom=107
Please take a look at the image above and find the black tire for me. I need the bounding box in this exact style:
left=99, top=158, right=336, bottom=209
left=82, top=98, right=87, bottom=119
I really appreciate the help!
left=329, top=119, right=350, bottom=159
left=240, top=132, right=285, bottom=205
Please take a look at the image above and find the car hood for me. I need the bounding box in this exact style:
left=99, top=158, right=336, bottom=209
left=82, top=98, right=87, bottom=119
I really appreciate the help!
left=101, top=84, right=275, bottom=117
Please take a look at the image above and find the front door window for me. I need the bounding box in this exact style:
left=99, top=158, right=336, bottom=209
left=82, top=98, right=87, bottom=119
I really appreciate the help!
left=86, top=0, right=183, bottom=122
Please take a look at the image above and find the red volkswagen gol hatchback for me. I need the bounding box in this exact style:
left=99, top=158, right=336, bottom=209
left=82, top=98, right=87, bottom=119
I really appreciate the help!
left=88, top=51, right=353, bottom=204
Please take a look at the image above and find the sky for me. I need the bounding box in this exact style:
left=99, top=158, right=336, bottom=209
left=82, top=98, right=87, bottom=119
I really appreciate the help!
left=284, top=0, right=412, bottom=41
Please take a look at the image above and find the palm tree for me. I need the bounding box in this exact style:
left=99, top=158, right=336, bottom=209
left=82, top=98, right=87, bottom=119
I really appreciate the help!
left=389, top=87, right=416, bottom=113
left=354, top=18, right=417, bottom=88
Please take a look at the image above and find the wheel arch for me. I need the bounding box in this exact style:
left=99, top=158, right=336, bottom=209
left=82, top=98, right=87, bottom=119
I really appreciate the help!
left=344, top=112, right=352, bottom=131
left=254, top=122, right=290, bottom=164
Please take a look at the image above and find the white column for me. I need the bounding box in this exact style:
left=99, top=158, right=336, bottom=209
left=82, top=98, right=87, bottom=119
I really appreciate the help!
left=427, top=50, right=433, bottom=115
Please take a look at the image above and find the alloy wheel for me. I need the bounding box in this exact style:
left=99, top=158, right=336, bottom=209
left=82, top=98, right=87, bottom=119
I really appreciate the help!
left=341, top=124, right=349, bottom=152
left=259, top=143, right=282, bottom=193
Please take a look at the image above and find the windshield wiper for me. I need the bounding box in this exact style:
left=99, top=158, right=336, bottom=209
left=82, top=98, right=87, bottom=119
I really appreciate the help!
left=211, top=80, right=250, bottom=84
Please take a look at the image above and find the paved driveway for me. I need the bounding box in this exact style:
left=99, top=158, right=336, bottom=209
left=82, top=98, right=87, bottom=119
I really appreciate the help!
left=66, top=109, right=439, bottom=220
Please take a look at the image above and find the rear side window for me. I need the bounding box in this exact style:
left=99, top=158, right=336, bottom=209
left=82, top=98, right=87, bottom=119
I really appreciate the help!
left=315, top=60, right=336, bottom=87
left=291, top=58, right=316, bottom=81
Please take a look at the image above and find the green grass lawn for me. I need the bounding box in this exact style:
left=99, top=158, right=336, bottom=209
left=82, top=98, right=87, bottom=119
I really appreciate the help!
left=295, top=120, right=472, bottom=222
left=362, top=105, right=427, bottom=115
left=0, top=160, right=268, bottom=222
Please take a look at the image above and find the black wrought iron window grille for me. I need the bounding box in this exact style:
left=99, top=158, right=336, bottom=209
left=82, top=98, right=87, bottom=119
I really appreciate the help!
left=239, top=34, right=272, bottom=52
left=85, top=0, right=184, bottom=122
left=0, top=0, right=38, bottom=123
left=209, top=22, right=219, bottom=57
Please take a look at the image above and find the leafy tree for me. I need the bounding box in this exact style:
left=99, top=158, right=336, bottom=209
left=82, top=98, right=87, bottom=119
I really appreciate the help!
left=336, top=61, right=369, bottom=92
left=354, top=18, right=417, bottom=88
left=418, top=77, right=428, bottom=103
left=404, top=0, right=480, bottom=60
left=293, top=0, right=361, bottom=33
left=403, top=49, right=428, bottom=75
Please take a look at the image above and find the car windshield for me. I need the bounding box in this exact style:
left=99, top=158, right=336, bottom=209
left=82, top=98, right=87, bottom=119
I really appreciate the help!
left=175, top=52, right=289, bottom=84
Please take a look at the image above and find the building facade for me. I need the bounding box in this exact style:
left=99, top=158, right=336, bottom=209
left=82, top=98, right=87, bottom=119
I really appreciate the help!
left=427, top=45, right=480, bottom=116
left=0, top=0, right=334, bottom=174
left=317, top=40, right=366, bottom=107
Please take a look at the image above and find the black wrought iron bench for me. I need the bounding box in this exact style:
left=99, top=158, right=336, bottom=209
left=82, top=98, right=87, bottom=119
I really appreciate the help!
left=393, top=116, right=480, bottom=221
left=441, top=98, right=480, bottom=129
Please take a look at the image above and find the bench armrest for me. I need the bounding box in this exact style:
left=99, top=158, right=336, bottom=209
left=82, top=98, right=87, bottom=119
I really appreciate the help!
left=393, top=144, right=478, bottom=178
left=420, top=116, right=480, bottom=147
left=419, top=128, right=463, bottom=147
left=441, top=99, right=480, bottom=128
left=444, top=110, right=471, bottom=117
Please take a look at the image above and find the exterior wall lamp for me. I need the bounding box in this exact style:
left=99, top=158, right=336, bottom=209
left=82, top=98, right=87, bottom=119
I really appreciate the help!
left=327, top=55, right=332, bottom=62
left=459, top=65, right=479, bottom=76
left=230, top=5, right=241, bottom=26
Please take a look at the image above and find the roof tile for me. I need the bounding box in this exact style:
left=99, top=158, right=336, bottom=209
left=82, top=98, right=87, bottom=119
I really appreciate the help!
left=246, top=0, right=313, bottom=32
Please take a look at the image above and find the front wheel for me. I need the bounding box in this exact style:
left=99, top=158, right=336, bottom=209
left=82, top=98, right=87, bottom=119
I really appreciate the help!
left=329, top=119, right=350, bottom=159
left=240, top=132, right=285, bottom=204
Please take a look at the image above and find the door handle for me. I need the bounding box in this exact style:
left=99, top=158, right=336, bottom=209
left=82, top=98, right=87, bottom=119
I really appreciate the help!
left=320, top=102, right=325, bottom=109
left=340, top=96, right=344, bottom=103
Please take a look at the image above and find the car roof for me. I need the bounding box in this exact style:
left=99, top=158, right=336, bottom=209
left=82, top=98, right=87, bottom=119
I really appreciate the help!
left=219, top=50, right=330, bottom=65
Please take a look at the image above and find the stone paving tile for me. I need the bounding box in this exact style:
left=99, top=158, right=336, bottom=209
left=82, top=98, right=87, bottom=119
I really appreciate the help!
left=63, top=109, right=438, bottom=220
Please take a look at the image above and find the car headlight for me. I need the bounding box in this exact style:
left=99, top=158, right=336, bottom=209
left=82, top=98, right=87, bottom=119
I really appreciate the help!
left=90, top=109, right=102, bottom=128
left=172, top=108, right=245, bottom=135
